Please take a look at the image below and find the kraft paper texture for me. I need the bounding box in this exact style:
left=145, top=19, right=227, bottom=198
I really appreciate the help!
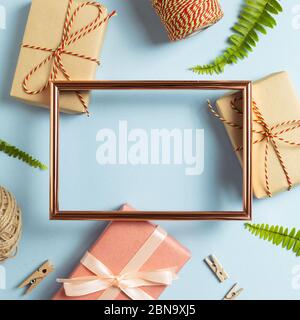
left=216, top=71, right=300, bottom=198
left=11, top=0, right=108, bottom=113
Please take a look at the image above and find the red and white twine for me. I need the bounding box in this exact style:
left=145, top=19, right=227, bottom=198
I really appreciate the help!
left=22, top=0, right=116, bottom=114
left=152, top=0, right=223, bottom=41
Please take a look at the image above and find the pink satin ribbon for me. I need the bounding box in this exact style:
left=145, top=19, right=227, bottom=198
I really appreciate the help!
left=57, top=226, right=178, bottom=300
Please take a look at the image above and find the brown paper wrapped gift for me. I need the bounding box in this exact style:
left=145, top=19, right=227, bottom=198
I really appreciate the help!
left=215, top=71, right=300, bottom=199
left=11, top=0, right=115, bottom=113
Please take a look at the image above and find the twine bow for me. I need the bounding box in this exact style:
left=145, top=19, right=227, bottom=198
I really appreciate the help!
left=22, top=0, right=116, bottom=114
left=208, top=97, right=300, bottom=197
left=57, top=252, right=178, bottom=300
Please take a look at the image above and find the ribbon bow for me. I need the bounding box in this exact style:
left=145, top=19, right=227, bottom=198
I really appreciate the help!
left=208, top=97, right=300, bottom=197
left=22, top=0, right=116, bottom=114
left=57, top=252, right=178, bottom=300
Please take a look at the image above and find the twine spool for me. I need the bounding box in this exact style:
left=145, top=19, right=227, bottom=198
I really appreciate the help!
left=0, top=187, right=22, bottom=262
left=152, top=0, right=224, bottom=41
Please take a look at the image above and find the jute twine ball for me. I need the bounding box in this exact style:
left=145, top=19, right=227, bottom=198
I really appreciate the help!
left=0, top=186, right=22, bottom=262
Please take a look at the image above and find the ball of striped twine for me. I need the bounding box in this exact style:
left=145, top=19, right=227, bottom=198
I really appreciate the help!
left=152, top=0, right=223, bottom=41
left=0, top=186, right=22, bottom=262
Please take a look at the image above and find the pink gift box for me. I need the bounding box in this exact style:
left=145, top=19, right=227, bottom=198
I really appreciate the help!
left=53, top=205, right=191, bottom=300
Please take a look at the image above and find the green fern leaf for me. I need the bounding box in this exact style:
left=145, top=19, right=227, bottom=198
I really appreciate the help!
left=245, top=223, right=300, bottom=257
left=190, top=0, right=283, bottom=75
left=0, top=139, right=47, bottom=170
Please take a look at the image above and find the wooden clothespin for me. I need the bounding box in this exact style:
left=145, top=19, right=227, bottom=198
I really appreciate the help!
left=204, top=254, right=229, bottom=283
left=19, top=260, right=54, bottom=294
left=223, top=283, right=244, bottom=300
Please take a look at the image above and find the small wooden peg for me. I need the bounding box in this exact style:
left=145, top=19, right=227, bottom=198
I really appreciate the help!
left=223, top=283, right=244, bottom=300
left=19, top=260, right=54, bottom=294
left=204, top=254, right=229, bottom=283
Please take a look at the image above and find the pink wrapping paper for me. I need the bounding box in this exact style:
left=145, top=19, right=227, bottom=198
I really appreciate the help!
left=53, top=204, right=191, bottom=300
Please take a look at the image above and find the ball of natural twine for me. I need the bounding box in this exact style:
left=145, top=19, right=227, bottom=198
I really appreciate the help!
left=0, top=186, right=22, bottom=262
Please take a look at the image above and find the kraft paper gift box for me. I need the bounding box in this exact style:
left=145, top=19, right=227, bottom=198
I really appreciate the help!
left=215, top=71, right=300, bottom=199
left=11, top=0, right=114, bottom=113
left=53, top=204, right=191, bottom=300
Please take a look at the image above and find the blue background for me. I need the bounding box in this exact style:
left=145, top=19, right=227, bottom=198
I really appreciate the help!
left=1, top=0, right=300, bottom=300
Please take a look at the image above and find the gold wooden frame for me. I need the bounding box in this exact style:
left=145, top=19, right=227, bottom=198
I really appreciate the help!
left=50, top=80, right=252, bottom=221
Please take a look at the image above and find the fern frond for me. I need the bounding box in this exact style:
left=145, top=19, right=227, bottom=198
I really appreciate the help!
left=0, top=139, right=47, bottom=170
left=191, top=0, right=283, bottom=75
left=245, top=223, right=300, bottom=256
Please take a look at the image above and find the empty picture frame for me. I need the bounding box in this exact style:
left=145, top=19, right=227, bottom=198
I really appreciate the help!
left=50, top=80, right=252, bottom=221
